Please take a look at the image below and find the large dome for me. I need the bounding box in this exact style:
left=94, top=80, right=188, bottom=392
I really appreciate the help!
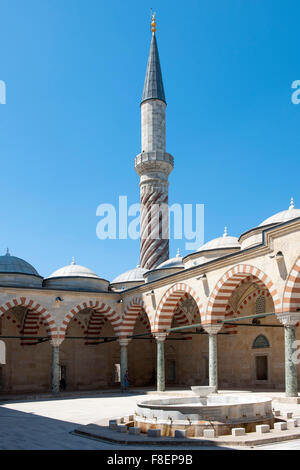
left=197, top=227, right=240, bottom=252
left=0, top=249, right=40, bottom=276
left=259, top=198, right=300, bottom=227
left=112, top=265, right=147, bottom=284
left=48, top=258, right=99, bottom=279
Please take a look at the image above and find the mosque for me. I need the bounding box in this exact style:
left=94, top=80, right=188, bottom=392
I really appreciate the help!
left=0, top=16, right=300, bottom=398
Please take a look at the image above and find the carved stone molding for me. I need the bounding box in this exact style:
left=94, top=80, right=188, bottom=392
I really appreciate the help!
left=276, top=312, right=300, bottom=327
left=155, top=333, right=167, bottom=342
left=203, top=324, right=223, bottom=335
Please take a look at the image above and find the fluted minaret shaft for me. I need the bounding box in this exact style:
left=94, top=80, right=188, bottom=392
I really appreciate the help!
left=135, top=29, right=174, bottom=271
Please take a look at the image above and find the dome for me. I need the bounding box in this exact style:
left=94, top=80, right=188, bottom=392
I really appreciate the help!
left=111, top=265, right=147, bottom=284
left=48, top=258, right=99, bottom=279
left=44, top=258, right=109, bottom=292
left=259, top=198, right=300, bottom=227
left=143, top=250, right=184, bottom=283
left=197, top=227, right=240, bottom=252
left=0, top=249, right=40, bottom=276
left=156, top=249, right=184, bottom=269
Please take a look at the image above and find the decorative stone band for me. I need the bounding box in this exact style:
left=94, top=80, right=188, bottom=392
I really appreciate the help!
left=276, top=312, right=300, bottom=327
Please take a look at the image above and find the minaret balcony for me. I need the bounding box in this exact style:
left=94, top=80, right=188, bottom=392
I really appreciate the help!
left=135, top=151, right=174, bottom=177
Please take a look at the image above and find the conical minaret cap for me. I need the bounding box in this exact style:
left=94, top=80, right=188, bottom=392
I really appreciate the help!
left=141, top=34, right=166, bottom=104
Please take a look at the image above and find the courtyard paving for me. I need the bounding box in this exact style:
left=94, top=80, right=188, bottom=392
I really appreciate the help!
left=0, top=389, right=300, bottom=450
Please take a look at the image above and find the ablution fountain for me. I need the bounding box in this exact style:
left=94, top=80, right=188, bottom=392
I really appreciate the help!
left=134, top=386, right=273, bottom=437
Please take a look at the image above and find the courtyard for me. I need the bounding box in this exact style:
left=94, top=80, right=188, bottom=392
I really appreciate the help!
left=0, top=389, right=300, bottom=450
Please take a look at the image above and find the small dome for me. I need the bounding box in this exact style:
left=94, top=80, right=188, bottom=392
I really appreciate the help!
left=197, top=227, right=240, bottom=252
left=112, top=265, right=147, bottom=284
left=259, top=198, right=300, bottom=227
left=48, top=257, right=99, bottom=279
left=156, top=249, right=184, bottom=269
left=0, top=249, right=40, bottom=276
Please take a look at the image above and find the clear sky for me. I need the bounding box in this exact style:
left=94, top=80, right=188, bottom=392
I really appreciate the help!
left=0, top=0, right=299, bottom=281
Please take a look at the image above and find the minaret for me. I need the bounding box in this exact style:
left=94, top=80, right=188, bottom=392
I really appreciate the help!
left=135, top=15, right=174, bottom=270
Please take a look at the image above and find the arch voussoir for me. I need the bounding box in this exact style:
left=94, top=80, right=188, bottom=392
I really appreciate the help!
left=154, top=283, right=203, bottom=333
left=206, top=264, right=281, bottom=325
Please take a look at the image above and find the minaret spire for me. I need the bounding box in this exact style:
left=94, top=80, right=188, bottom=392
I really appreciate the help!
left=135, top=16, right=174, bottom=270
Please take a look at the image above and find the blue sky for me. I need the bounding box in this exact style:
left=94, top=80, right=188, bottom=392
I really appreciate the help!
left=0, top=0, right=299, bottom=281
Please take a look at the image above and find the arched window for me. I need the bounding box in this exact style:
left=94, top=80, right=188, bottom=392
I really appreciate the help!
left=252, top=334, right=270, bottom=349
left=256, top=295, right=266, bottom=314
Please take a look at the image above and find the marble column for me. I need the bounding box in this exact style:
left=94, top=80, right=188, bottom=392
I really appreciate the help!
left=155, top=333, right=167, bottom=392
left=277, top=313, right=300, bottom=397
left=204, top=325, right=223, bottom=392
left=118, top=339, right=130, bottom=391
left=50, top=339, right=63, bottom=394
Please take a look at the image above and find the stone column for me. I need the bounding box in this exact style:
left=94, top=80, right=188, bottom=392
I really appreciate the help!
left=50, top=339, right=63, bottom=395
left=118, top=339, right=130, bottom=392
left=203, top=325, right=222, bottom=392
left=276, top=313, right=300, bottom=397
left=155, top=333, right=167, bottom=392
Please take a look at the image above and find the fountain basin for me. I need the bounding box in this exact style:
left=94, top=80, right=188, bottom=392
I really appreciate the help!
left=191, top=386, right=216, bottom=397
left=135, top=395, right=274, bottom=437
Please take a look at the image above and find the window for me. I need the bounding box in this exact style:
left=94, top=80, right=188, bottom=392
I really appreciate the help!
left=256, top=295, right=266, bottom=314
left=252, top=334, right=270, bottom=349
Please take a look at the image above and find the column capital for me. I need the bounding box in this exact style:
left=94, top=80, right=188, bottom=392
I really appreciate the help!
left=276, top=312, right=300, bottom=327
left=155, top=333, right=167, bottom=342
left=50, top=338, right=63, bottom=347
left=203, top=324, right=223, bottom=335
left=118, top=338, right=131, bottom=347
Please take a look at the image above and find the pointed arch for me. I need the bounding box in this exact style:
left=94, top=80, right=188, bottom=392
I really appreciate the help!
left=59, top=301, right=122, bottom=339
left=120, top=297, right=152, bottom=338
left=283, top=256, right=300, bottom=313
left=154, top=283, right=203, bottom=332
left=0, top=297, right=58, bottom=339
left=206, top=264, right=281, bottom=324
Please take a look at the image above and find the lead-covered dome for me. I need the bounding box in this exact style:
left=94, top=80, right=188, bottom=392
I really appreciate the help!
left=0, top=249, right=42, bottom=287
left=110, top=265, right=147, bottom=291
left=43, top=258, right=109, bottom=292
left=144, top=250, right=185, bottom=283
left=240, top=198, right=300, bottom=250
left=183, top=227, right=240, bottom=269
left=197, top=229, right=240, bottom=252
left=156, top=250, right=184, bottom=269
left=259, top=198, right=300, bottom=227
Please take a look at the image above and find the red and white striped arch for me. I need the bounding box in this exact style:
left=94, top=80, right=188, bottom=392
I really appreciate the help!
left=0, top=297, right=58, bottom=340
left=120, top=297, right=152, bottom=338
left=154, top=283, right=203, bottom=333
left=59, top=301, right=121, bottom=339
left=223, top=289, right=270, bottom=335
left=206, top=264, right=281, bottom=324
left=283, top=257, right=300, bottom=313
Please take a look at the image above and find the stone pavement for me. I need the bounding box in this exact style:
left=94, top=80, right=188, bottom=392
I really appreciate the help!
left=0, top=388, right=300, bottom=450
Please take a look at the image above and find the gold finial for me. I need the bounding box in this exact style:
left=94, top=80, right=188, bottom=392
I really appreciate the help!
left=151, top=13, right=157, bottom=35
